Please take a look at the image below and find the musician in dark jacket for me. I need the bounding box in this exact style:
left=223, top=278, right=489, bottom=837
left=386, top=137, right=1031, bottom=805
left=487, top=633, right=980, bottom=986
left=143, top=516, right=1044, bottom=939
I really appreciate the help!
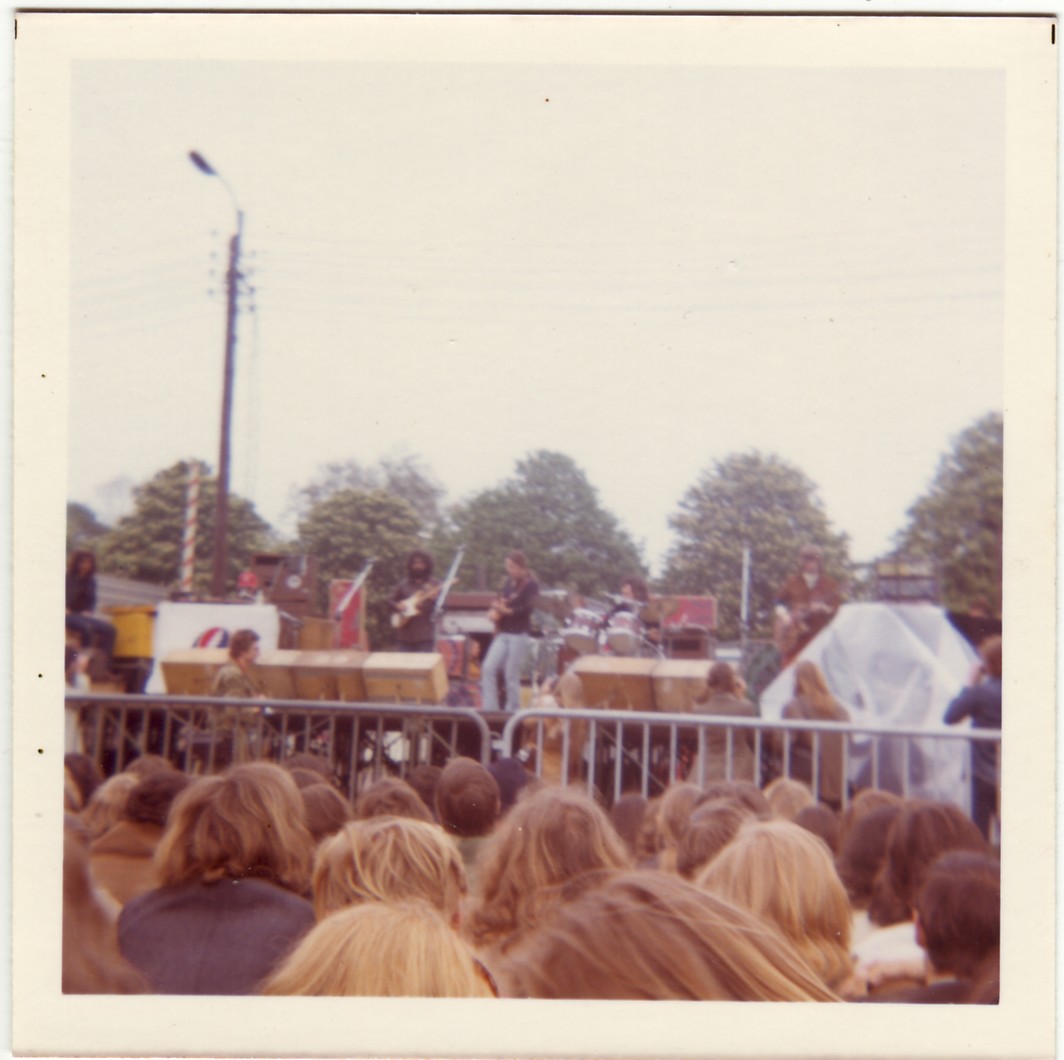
left=65, top=550, right=117, bottom=660
left=773, top=545, right=841, bottom=663
left=481, top=551, right=539, bottom=712
left=391, top=550, right=441, bottom=652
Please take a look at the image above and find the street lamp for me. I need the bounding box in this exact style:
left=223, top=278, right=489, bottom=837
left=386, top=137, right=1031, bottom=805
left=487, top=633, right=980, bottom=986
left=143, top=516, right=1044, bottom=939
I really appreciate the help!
left=189, top=150, right=244, bottom=599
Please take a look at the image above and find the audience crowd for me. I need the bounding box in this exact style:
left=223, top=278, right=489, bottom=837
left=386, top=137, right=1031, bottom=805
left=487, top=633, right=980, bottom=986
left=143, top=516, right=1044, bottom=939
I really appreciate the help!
left=63, top=736, right=1000, bottom=1003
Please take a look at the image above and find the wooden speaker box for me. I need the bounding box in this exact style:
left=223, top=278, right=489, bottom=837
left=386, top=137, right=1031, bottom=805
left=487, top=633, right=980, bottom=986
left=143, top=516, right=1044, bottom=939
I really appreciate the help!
left=363, top=652, right=448, bottom=704
left=652, top=659, right=712, bottom=714
left=570, top=657, right=656, bottom=712
left=253, top=650, right=300, bottom=700
left=286, top=650, right=369, bottom=701
left=298, top=617, right=338, bottom=651
left=331, top=651, right=370, bottom=701
left=160, top=649, right=231, bottom=696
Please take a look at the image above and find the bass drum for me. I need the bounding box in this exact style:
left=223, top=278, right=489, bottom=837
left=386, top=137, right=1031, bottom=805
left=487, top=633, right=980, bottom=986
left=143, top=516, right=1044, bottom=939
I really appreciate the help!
left=606, top=611, right=644, bottom=656
left=563, top=608, right=602, bottom=655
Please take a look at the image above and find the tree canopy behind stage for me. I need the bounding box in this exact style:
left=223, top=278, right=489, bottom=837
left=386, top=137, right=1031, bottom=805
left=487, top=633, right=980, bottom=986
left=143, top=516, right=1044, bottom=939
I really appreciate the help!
left=892, top=411, right=1003, bottom=616
left=96, top=460, right=274, bottom=595
left=439, top=450, right=646, bottom=596
left=296, top=488, right=423, bottom=646
left=661, top=451, right=851, bottom=641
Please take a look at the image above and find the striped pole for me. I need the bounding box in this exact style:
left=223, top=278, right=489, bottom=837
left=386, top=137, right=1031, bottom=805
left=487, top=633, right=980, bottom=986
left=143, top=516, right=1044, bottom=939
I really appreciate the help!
left=180, top=461, right=201, bottom=593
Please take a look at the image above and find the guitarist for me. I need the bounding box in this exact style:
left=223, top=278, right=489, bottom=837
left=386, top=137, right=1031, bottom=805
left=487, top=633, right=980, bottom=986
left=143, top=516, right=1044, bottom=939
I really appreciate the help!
left=481, top=550, right=539, bottom=713
left=773, top=544, right=842, bottom=665
left=390, top=550, right=442, bottom=652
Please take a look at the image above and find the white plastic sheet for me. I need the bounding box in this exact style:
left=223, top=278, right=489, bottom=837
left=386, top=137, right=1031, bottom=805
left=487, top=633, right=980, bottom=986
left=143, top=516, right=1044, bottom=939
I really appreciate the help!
left=759, top=602, right=979, bottom=807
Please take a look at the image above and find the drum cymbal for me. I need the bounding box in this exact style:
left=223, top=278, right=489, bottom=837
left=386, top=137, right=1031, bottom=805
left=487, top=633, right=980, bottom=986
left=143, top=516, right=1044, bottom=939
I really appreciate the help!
left=534, top=590, right=574, bottom=621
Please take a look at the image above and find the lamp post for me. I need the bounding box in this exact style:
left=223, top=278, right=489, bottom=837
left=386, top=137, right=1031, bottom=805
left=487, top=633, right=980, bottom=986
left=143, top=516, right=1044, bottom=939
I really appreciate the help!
left=189, top=150, right=244, bottom=599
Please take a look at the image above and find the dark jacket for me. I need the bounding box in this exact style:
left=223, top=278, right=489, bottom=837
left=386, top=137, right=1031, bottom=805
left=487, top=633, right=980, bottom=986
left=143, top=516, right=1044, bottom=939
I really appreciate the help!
left=495, top=576, right=539, bottom=635
left=118, top=877, right=314, bottom=995
left=66, top=572, right=96, bottom=614
left=944, top=679, right=1002, bottom=783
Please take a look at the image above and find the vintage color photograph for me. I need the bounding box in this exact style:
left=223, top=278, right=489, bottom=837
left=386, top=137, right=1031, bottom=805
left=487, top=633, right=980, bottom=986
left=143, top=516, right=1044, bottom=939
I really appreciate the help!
left=12, top=10, right=1055, bottom=1059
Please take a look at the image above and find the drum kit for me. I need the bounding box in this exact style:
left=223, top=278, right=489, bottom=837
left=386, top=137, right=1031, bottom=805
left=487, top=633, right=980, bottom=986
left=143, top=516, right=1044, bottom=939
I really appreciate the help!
left=535, top=591, right=666, bottom=660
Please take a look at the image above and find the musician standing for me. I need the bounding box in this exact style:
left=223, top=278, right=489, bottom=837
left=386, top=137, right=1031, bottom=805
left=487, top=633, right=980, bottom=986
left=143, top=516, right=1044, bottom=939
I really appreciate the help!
left=481, top=550, right=539, bottom=712
left=391, top=550, right=442, bottom=652
left=773, top=544, right=841, bottom=663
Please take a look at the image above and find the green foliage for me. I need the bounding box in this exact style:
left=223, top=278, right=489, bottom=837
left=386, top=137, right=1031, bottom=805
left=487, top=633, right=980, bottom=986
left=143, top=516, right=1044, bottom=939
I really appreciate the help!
left=662, top=451, right=851, bottom=640
left=893, top=412, right=1003, bottom=614
left=444, top=450, right=645, bottom=595
left=97, top=461, right=273, bottom=594
left=296, top=488, right=423, bottom=648
left=291, top=454, right=445, bottom=530
left=66, top=502, right=110, bottom=554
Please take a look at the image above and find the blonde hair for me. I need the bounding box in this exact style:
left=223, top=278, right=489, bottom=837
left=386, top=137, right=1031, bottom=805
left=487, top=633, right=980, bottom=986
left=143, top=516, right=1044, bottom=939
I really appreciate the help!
left=698, top=819, right=853, bottom=991
left=793, top=661, right=843, bottom=718
left=262, top=901, right=495, bottom=997
left=79, top=773, right=138, bottom=839
left=467, top=786, right=631, bottom=949
left=154, top=763, right=314, bottom=894
left=505, top=871, right=837, bottom=1001
left=657, top=782, right=703, bottom=873
left=764, top=776, right=815, bottom=821
left=312, top=816, right=466, bottom=922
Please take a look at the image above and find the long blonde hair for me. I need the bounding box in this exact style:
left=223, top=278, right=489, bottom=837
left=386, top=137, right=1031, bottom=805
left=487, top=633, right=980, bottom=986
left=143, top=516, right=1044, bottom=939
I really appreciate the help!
left=467, top=786, right=630, bottom=949
left=698, top=819, right=853, bottom=991
left=79, top=774, right=138, bottom=839
left=312, top=816, right=466, bottom=922
left=262, top=901, right=495, bottom=997
left=793, top=661, right=844, bottom=719
left=153, top=763, right=314, bottom=894
left=505, top=870, right=837, bottom=1001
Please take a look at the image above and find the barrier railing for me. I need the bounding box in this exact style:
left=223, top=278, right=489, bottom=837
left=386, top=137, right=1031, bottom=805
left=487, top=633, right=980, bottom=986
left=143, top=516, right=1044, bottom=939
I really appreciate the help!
left=66, top=693, right=493, bottom=800
left=500, top=707, right=1001, bottom=811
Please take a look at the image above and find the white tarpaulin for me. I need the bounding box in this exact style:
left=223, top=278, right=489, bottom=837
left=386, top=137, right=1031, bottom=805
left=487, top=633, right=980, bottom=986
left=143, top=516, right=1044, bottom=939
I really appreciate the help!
left=760, top=602, right=979, bottom=807
left=145, top=602, right=281, bottom=694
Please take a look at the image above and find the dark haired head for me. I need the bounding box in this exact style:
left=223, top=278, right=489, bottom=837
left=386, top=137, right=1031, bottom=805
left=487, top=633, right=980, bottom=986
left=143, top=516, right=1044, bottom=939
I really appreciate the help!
left=301, top=783, right=353, bottom=843
left=705, top=662, right=738, bottom=696
left=835, top=803, right=902, bottom=907
left=284, top=752, right=335, bottom=783
left=620, top=576, right=649, bottom=603
left=68, top=550, right=96, bottom=576
left=228, top=628, right=260, bottom=662
left=407, top=550, right=435, bottom=577
left=355, top=778, right=433, bottom=823
left=125, top=770, right=192, bottom=828
left=437, top=757, right=501, bottom=837
left=794, top=803, right=841, bottom=855
left=979, top=635, right=1002, bottom=680
left=505, top=550, right=529, bottom=571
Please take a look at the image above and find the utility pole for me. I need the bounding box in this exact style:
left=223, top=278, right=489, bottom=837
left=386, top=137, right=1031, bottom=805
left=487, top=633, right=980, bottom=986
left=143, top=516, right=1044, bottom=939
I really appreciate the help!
left=189, top=150, right=243, bottom=599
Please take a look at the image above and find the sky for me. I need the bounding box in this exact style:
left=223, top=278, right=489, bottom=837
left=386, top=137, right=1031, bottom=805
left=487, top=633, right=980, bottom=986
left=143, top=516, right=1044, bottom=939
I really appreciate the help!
left=67, top=45, right=1004, bottom=576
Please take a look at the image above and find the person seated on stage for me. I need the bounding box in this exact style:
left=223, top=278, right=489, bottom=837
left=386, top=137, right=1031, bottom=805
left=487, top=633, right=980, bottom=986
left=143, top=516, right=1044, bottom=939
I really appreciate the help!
left=65, top=550, right=117, bottom=664
left=608, top=575, right=661, bottom=644
left=391, top=550, right=442, bottom=653
left=773, top=544, right=842, bottom=663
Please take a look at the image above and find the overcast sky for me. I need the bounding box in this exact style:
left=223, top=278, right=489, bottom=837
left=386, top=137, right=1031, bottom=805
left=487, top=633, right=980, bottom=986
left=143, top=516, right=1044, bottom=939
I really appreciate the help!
left=67, top=49, right=1004, bottom=575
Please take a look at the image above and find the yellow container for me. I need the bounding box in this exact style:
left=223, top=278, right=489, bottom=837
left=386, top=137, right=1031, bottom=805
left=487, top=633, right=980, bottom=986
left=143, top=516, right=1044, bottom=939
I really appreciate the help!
left=106, top=605, right=157, bottom=659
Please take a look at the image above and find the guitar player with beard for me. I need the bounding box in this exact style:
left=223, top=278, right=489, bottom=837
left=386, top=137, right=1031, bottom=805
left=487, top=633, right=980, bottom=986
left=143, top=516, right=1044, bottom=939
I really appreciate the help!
left=390, top=550, right=442, bottom=652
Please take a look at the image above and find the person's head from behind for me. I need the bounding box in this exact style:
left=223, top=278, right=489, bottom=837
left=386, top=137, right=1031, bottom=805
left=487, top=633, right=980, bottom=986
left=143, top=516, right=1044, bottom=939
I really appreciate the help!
left=794, top=802, right=841, bottom=855
left=122, top=754, right=178, bottom=780
left=658, top=782, right=703, bottom=853
left=263, top=901, right=495, bottom=998
left=835, top=802, right=902, bottom=909
left=469, top=786, right=631, bottom=947
left=406, top=763, right=443, bottom=820
left=764, top=777, right=815, bottom=821
left=914, top=850, right=1000, bottom=982
left=868, top=799, right=988, bottom=927
left=312, top=815, right=466, bottom=924
left=979, top=635, right=1002, bottom=680
left=301, top=783, right=353, bottom=844
left=838, top=787, right=902, bottom=846
left=705, top=661, right=738, bottom=697
left=228, top=628, right=260, bottom=667
left=698, top=819, right=853, bottom=991
left=283, top=752, right=335, bottom=784
left=793, top=660, right=838, bottom=714
left=354, top=777, right=434, bottom=823
left=154, top=763, right=313, bottom=894
left=124, top=769, right=192, bottom=829
left=436, top=757, right=501, bottom=838
left=80, top=773, right=139, bottom=839
left=676, top=798, right=753, bottom=879
left=63, top=816, right=147, bottom=994
left=505, top=871, right=837, bottom=1001
left=699, top=781, right=773, bottom=820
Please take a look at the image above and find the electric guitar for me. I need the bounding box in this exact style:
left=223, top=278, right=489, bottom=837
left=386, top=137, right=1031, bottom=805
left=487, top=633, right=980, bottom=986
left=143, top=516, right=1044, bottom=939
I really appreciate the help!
left=391, top=582, right=442, bottom=629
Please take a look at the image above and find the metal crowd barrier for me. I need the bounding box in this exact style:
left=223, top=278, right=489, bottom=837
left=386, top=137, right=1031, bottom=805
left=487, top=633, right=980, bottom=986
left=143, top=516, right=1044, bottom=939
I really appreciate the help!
left=66, top=693, right=493, bottom=800
left=500, top=706, right=1001, bottom=812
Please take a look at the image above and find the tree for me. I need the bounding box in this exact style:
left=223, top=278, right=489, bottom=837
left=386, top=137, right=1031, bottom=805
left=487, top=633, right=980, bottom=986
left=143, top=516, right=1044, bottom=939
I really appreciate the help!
left=893, top=412, right=1003, bottom=614
left=66, top=502, right=110, bottom=554
left=291, top=454, right=445, bottom=530
left=296, top=488, right=423, bottom=648
left=662, top=451, right=851, bottom=640
left=97, top=461, right=274, bottom=594
left=444, top=450, right=645, bottom=595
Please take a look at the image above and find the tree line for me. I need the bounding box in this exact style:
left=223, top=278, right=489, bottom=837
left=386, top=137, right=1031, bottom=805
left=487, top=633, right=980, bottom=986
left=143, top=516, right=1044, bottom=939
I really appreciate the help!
left=69, top=412, right=1003, bottom=646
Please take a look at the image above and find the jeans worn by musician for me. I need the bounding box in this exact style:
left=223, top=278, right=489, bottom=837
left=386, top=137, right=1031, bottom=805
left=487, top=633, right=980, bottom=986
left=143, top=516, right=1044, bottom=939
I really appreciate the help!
left=481, top=633, right=530, bottom=713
